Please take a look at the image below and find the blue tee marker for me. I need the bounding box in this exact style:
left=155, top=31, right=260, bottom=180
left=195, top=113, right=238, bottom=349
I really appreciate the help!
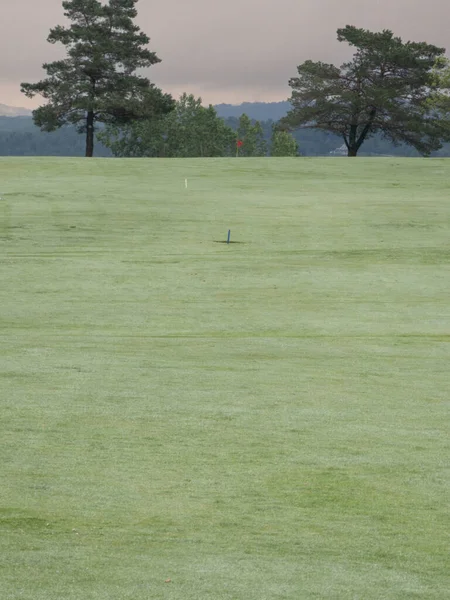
left=227, top=229, right=231, bottom=244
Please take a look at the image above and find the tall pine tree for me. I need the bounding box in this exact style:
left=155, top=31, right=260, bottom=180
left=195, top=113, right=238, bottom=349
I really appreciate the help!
left=21, top=0, right=174, bottom=157
left=282, top=26, right=448, bottom=157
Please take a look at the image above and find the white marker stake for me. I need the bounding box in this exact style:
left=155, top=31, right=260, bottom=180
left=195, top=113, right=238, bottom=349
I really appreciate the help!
left=185, top=179, right=188, bottom=189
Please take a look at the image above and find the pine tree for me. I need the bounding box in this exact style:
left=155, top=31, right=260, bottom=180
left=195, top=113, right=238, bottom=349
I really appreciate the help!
left=21, top=0, right=174, bottom=157
left=282, top=26, right=449, bottom=157
left=429, top=57, right=450, bottom=117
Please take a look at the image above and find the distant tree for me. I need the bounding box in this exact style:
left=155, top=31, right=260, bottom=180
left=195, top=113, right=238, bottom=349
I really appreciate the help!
left=164, top=94, right=236, bottom=157
left=281, top=26, right=449, bottom=157
left=100, top=93, right=236, bottom=157
left=99, top=115, right=165, bottom=157
left=271, top=129, right=298, bottom=156
left=237, top=114, right=267, bottom=156
left=21, top=0, right=174, bottom=157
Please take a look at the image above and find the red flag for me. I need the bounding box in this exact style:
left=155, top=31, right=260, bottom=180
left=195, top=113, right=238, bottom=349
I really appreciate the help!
left=237, top=140, right=243, bottom=148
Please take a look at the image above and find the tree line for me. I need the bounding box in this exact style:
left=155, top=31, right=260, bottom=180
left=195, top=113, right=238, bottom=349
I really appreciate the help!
left=20, top=0, right=450, bottom=158
left=5, top=114, right=448, bottom=157
left=0, top=111, right=299, bottom=158
left=98, top=97, right=297, bottom=158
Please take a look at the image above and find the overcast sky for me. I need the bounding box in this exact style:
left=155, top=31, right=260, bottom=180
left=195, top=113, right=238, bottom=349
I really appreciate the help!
left=1, top=0, right=450, bottom=108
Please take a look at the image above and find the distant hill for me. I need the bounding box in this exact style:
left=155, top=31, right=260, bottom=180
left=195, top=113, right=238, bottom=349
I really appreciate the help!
left=0, top=116, right=35, bottom=131
left=0, top=116, right=111, bottom=157
left=214, top=101, right=291, bottom=122
left=0, top=103, right=32, bottom=117
left=0, top=101, right=290, bottom=121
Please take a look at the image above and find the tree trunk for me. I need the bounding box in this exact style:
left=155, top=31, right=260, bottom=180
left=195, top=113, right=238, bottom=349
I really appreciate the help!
left=354, top=109, right=377, bottom=156
left=85, top=111, right=95, bottom=157
left=347, top=146, right=358, bottom=157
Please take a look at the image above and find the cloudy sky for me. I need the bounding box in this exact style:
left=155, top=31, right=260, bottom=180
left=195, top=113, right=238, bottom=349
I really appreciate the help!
left=1, top=0, right=449, bottom=108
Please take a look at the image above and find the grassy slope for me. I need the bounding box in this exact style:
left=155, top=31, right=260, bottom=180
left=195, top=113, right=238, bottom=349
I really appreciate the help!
left=0, top=157, right=449, bottom=599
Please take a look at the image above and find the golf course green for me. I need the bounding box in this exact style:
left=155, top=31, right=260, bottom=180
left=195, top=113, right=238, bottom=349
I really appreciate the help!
left=1, top=157, right=449, bottom=599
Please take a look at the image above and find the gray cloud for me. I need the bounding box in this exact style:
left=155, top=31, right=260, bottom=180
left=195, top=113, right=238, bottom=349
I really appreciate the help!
left=1, top=0, right=450, bottom=107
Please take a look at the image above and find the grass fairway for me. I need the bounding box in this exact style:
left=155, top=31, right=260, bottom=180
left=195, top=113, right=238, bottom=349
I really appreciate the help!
left=1, top=157, right=449, bottom=599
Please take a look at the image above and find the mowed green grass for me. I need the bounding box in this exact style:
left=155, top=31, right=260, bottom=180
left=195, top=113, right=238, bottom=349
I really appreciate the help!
left=0, top=157, right=449, bottom=599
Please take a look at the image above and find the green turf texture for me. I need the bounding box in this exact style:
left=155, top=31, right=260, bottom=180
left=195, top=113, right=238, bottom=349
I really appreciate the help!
left=0, top=157, right=449, bottom=599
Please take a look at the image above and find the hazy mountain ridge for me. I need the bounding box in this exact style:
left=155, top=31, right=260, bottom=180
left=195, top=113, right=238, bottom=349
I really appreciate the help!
left=214, top=101, right=291, bottom=121
left=0, top=103, right=32, bottom=117
left=0, top=101, right=288, bottom=120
